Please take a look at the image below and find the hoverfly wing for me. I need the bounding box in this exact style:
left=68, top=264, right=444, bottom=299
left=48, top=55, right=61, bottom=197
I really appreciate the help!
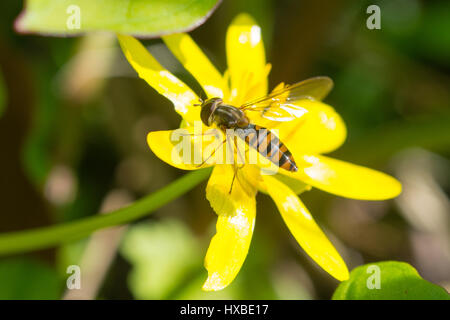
left=240, top=76, right=333, bottom=122
left=242, top=103, right=308, bottom=122
left=242, top=76, right=333, bottom=107
left=281, top=76, right=333, bottom=102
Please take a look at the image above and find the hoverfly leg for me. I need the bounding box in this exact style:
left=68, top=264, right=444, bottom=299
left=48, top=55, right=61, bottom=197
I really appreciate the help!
left=178, top=132, right=216, bottom=137
left=228, top=164, right=238, bottom=194
left=229, top=162, right=255, bottom=196
left=194, top=138, right=227, bottom=168
left=228, top=133, right=247, bottom=194
left=234, top=136, right=246, bottom=169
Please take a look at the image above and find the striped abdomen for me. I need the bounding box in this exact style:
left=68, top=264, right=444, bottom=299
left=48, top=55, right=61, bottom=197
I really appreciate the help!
left=238, top=124, right=298, bottom=172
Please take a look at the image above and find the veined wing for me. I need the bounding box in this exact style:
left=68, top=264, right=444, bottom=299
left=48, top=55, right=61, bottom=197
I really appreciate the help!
left=240, top=76, right=333, bottom=122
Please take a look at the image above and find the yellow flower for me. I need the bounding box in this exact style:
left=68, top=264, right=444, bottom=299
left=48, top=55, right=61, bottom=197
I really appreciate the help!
left=118, top=13, right=402, bottom=291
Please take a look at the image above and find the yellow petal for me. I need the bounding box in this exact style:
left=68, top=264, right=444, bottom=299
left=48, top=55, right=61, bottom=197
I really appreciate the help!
left=117, top=34, right=199, bottom=123
left=257, top=168, right=311, bottom=195
left=273, top=173, right=312, bottom=195
left=226, top=13, right=267, bottom=105
left=203, top=165, right=257, bottom=291
left=284, top=155, right=402, bottom=200
left=147, top=127, right=223, bottom=170
left=263, top=175, right=349, bottom=281
left=283, top=100, right=347, bottom=154
left=163, top=33, right=227, bottom=99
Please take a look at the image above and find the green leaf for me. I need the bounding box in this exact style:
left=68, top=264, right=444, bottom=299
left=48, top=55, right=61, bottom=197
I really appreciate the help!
left=15, top=0, right=221, bottom=37
left=0, top=258, right=61, bottom=299
left=332, top=261, right=449, bottom=300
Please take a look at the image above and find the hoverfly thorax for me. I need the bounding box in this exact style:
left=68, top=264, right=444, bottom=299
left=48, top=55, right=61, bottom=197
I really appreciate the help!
left=200, top=97, right=223, bottom=126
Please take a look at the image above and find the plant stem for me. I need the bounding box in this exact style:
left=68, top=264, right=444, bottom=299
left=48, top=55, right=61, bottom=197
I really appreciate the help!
left=0, top=168, right=212, bottom=256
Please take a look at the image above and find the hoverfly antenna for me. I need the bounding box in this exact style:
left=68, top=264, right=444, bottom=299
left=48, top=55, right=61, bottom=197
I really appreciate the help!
left=193, top=97, right=204, bottom=107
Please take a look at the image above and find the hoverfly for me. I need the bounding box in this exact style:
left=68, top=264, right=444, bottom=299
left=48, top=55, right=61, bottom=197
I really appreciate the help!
left=198, top=76, right=333, bottom=176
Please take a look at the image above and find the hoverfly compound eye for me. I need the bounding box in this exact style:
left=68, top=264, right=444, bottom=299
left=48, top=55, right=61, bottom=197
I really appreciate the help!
left=200, top=98, right=221, bottom=126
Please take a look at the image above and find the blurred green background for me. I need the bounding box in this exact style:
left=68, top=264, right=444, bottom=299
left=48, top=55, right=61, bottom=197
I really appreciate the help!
left=0, top=0, right=449, bottom=299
